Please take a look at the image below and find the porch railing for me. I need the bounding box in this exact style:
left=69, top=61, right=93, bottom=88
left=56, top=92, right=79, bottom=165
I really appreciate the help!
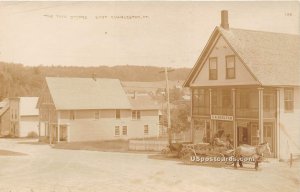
left=236, top=108, right=258, bottom=118
left=212, top=107, right=233, bottom=116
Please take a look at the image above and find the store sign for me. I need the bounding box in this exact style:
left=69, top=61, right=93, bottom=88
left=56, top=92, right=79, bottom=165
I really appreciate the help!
left=211, top=115, right=233, bottom=121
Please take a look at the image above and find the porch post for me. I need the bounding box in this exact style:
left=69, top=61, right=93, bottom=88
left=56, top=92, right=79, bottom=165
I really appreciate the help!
left=232, top=88, right=237, bottom=148
left=48, top=108, right=51, bottom=145
left=67, top=124, right=70, bottom=142
left=276, top=88, right=281, bottom=160
left=38, top=116, right=41, bottom=141
left=258, top=87, right=264, bottom=143
left=49, top=124, right=52, bottom=145
left=204, top=120, right=207, bottom=142
left=190, top=89, right=194, bottom=143
left=209, top=88, right=213, bottom=139
left=57, top=111, right=61, bottom=143
left=38, top=109, right=41, bottom=140
left=191, top=119, right=194, bottom=143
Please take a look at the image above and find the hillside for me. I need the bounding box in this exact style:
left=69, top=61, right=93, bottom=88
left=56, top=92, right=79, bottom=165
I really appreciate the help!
left=0, top=62, right=191, bottom=100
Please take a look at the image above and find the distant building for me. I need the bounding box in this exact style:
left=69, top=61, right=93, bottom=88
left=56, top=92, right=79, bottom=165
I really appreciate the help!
left=184, top=10, right=300, bottom=160
left=0, top=97, right=38, bottom=137
left=19, top=97, right=39, bottom=137
left=37, top=77, right=160, bottom=143
left=0, top=98, right=19, bottom=137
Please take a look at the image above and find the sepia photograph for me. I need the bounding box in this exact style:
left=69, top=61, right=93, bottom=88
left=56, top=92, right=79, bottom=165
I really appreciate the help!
left=0, top=1, right=299, bottom=192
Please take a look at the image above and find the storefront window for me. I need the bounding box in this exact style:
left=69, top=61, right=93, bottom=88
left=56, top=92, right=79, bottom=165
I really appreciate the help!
left=236, top=89, right=259, bottom=118
left=215, top=121, right=233, bottom=147
left=211, top=89, right=232, bottom=115
left=193, top=119, right=210, bottom=143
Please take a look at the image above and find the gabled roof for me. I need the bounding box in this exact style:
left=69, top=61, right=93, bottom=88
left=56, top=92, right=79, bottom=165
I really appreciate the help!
left=184, top=27, right=300, bottom=87
left=20, top=97, right=39, bottom=116
left=46, top=77, right=131, bottom=110
left=128, top=95, right=160, bottom=110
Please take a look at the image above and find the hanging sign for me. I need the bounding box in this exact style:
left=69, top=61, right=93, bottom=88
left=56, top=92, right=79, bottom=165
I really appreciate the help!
left=211, top=115, right=233, bottom=121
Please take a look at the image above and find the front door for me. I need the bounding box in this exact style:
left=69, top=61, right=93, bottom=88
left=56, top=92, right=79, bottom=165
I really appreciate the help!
left=60, top=125, right=68, bottom=141
left=238, top=126, right=250, bottom=145
left=193, top=120, right=210, bottom=143
left=263, top=122, right=274, bottom=157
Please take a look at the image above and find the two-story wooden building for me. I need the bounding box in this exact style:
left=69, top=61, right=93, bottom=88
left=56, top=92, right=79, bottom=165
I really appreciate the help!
left=0, top=97, right=40, bottom=137
left=184, top=10, right=300, bottom=160
left=0, top=98, right=20, bottom=137
left=37, top=77, right=160, bottom=143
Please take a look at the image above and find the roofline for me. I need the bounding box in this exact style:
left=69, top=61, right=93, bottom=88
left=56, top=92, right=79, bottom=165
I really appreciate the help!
left=229, top=27, right=300, bottom=37
left=183, top=26, right=263, bottom=87
left=183, top=27, right=219, bottom=87
left=54, top=106, right=159, bottom=111
left=218, top=27, right=262, bottom=86
left=261, top=85, right=300, bottom=88
left=131, top=108, right=160, bottom=110
left=0, top=107, right=9, bottom=116
left=55, top=108, right=132, bottom=111
left=45, top=76, right=120, bottom=81
left=189, top=34, right=224, bottom=86
left=20, top=114, right=39, bottom=117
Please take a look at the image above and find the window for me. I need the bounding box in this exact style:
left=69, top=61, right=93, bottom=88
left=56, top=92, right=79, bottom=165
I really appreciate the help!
left=132, top=110, right=141, bottom=120
left=115, top=126, right=120, bottom=136
left=137, top=111, right=141, bottom=119
left=69, top=111, right=75, bottom=120
left=144, top=125, right=149, bottom=135
left=122, top=126, right=127, bottom=136
left=284, top=88, right=294, bottom=112
left=94, top=110, right=100, bottom=120
left=192, top=88, right=210, bottom=115
left=209, top=57, right=218, bottom=80
left=132, top=110, right=136, bottom=119
left=226, top=56, right=235, bottom=79
left=116, top=109, right=120, bottom=119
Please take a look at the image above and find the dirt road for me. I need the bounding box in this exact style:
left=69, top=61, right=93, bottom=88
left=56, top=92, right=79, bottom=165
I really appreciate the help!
left=0, top=139, right=299, bottom=192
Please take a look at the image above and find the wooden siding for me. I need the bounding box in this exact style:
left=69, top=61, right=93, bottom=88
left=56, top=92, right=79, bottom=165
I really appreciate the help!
left=192, top=36, right=259, bottom=86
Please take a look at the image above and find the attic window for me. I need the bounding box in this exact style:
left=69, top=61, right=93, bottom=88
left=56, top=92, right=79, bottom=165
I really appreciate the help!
left=226, top=55, right=235, bottom=79
left=132, top=110, right=141, bottom=120
left=209, top=57, right=218, bottom=80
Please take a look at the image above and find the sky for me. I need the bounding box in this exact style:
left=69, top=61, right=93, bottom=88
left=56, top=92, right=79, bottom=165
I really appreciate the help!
left=0, top=1, right=299, bottom=68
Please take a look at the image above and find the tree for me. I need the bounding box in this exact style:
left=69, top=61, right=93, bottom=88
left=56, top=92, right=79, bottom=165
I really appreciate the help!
left=170, top=102, right=190, bottom=133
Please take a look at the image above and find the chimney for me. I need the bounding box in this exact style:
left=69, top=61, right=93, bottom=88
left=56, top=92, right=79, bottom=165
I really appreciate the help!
left=220, top=10, right=229, bottom=30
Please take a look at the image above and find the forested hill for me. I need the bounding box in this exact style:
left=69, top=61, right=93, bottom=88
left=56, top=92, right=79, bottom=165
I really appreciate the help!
left=0, top=62, right=191, bottom=100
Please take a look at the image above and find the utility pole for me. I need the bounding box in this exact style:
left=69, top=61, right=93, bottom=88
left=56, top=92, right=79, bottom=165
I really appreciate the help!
left=160, top=67, right=174, bottom=145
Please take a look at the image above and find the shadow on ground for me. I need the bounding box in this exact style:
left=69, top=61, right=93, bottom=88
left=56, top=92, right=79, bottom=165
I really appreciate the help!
left=17, top=141, right=48, bottom=145
left=0, top=149, right=27, bottom=156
